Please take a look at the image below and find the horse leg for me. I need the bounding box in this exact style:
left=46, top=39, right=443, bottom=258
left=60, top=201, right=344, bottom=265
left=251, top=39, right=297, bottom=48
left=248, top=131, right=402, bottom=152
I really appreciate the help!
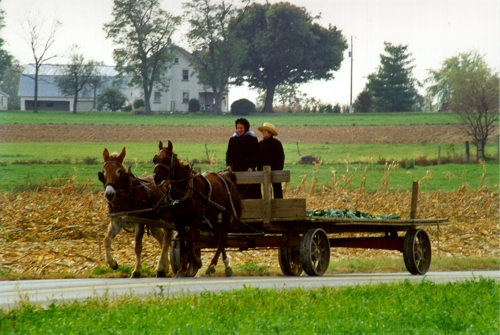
left=175, top=228, right=189, bottom=278
left=150, top=227, right=172, bottom=277
left=188, top=220, right=203, bottom=270
left=131, top=224, right=145, bottom=278
left=103, top=218, right=122, bottom=270
left=220, top=215, right=233, bottom=277
left=206, top=217, right=232, bottom=276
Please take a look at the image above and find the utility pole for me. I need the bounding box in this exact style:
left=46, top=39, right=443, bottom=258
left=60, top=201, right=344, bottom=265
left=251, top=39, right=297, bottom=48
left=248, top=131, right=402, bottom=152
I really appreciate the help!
left=349, top=36, right=353, bottom=113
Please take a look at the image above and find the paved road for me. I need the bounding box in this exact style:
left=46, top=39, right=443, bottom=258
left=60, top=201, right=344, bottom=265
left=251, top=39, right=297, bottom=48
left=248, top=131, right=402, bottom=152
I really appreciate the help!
left=1, top=271, right=498, bottom=309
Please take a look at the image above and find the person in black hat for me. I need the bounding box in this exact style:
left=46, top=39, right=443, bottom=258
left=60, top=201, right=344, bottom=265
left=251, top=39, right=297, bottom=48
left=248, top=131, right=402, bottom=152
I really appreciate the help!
left=226, top=118, right=261, bottom=199
left=257, top=122, right=285, bottom=198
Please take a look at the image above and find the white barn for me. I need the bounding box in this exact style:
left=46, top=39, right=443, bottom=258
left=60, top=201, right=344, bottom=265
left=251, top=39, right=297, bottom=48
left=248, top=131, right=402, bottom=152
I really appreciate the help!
left=18, top=46, right=228, bottom=113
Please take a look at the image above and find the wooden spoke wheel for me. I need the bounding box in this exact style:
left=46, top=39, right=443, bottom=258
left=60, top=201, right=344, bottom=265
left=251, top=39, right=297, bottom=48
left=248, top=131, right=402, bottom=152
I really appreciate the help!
left=403, top=229, right=432, bottom=275
left=300, top=228, right=330, bottom=276
left=170, top=233, right=200, bottom=277
left=278, top=247, right=303, bottom=276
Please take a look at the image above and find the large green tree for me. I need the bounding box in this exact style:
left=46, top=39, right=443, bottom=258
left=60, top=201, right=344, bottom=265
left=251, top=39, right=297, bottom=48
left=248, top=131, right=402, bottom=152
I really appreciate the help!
left=183, top=0, right=249, bottom=115
left=104, top=0, right=180, bottom=115
left=365, top=42, right=419, bottom=112
left=426, top=51, right=499, bottom=160
left=231, top=2, right=347, bottom=113
left=55, top=46, right=97, bottom=113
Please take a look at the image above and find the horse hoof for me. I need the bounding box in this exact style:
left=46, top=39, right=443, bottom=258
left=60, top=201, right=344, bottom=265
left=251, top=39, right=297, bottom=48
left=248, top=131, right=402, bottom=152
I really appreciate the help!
left=156, top=270, right=167, bottom=278
left=225, top=267, right=233, bottom=277
left=110, top=261, right=119, bottom=270
left=205, top=265, right=216, bottom=275
left=194, top=257, right=202, bottom=269
left=130, top=272, right=141, bottom=279
left=176, top=271, right=186, bottom=278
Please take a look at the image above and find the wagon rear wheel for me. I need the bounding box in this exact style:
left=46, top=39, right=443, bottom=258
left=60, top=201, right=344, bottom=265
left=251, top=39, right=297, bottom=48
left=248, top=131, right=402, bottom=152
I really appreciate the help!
left=403, top=229, right=431, bottom=275
left=278, top=247, right=303, bottom=276
left=300, top=228, right=330, bottom=276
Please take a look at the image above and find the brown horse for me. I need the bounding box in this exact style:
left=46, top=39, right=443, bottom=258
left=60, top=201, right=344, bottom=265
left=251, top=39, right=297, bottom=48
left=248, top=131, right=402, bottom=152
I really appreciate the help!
left=153, top=140, right=242, bottom=278
left=98, top=147, right=173, bottom=278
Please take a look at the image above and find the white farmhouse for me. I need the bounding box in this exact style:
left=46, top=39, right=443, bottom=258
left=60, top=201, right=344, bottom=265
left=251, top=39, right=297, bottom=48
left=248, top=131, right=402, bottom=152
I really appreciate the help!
left=0, top=90, right=8, bottom=110
left=17, top=46, right=228, bottom=113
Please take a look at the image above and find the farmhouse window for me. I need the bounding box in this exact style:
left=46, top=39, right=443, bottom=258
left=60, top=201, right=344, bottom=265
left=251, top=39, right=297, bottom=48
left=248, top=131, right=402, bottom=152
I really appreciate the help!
left=182, top=70, right=189, bottom=81
left=182, top=92, right=189, bottom=104
left=174, top=57, right=179, bottom=64
left=154, top=92, right=161, bottom=103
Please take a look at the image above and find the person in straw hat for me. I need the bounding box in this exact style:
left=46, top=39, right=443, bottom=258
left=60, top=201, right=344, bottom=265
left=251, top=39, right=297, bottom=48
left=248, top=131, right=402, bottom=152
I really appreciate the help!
left=257, top=122, right=285, bottom=198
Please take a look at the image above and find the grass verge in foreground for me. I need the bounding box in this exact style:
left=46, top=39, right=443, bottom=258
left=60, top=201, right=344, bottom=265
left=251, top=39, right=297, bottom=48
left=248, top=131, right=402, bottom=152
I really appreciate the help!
left=1, top=278, right=498, bottom=333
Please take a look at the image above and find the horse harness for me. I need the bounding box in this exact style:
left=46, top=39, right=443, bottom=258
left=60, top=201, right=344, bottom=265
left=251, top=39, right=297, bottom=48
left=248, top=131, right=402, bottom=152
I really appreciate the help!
left=155, top=151, right=239, bottom=225
left=102, top=160, right=167, bottom=217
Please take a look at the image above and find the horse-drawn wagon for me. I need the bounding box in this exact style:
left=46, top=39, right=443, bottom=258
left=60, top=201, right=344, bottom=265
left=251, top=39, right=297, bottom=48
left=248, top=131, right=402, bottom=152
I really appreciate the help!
left=106, top=142, right=447, bottom=278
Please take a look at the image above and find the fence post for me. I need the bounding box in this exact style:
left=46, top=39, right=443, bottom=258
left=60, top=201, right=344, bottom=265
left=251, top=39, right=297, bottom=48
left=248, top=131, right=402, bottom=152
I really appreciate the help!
left=410, top=181, right=419, bottom=219
left=497, top=135, right=499, bottom=164
left=465, top=141, right=470, bottom=164
left=437, top=146, right=441, bottom=165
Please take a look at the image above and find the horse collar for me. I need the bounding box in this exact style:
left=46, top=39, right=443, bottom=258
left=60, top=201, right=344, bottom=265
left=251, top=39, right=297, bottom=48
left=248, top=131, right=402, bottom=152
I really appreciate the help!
left=168, top=169, right=194, bottom=204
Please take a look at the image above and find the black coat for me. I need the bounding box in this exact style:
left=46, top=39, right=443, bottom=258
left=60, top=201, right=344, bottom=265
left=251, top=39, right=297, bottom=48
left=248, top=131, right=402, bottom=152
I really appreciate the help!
left=226, top=134, right=259, bottom=172
left=258, top=136, right=284, bottom=171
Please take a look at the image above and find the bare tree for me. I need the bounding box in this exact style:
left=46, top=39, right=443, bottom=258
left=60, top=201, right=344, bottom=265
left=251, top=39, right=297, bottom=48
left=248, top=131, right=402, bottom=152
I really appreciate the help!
left=22, top=13, right=61, bottom=113
left=55, top=45, right=97, bottom=113
left=426, top=51, right=499, bottom=160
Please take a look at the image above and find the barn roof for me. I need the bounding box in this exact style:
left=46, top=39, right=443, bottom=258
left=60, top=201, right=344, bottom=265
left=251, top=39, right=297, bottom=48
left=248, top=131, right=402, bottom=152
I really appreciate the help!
left=18, top=64, right=125, bottom=98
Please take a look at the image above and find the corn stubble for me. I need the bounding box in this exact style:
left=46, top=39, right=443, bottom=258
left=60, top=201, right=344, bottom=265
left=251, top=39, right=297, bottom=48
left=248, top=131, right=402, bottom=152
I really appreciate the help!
left=0, top=173, right=497, bottom=278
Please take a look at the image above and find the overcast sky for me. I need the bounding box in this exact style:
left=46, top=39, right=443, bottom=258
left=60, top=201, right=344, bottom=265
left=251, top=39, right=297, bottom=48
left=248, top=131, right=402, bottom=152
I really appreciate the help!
left=1, top=0, right=498, bottom=106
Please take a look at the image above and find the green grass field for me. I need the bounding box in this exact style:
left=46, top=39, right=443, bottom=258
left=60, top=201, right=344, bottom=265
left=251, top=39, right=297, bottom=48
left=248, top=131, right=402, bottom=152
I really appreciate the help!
left=1, top=278, right=498, bottom=333
left=0, top=110, right=466, bottom=126
left=1, top=141, right=498, bottom=193
left=0, top=109, right=498, bottom=192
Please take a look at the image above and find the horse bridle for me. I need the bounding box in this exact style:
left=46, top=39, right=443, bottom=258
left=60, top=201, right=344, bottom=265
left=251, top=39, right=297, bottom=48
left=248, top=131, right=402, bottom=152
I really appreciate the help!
left=154, top=148, right=177, bottom=184
left=100, top=160, right=124, bottom=187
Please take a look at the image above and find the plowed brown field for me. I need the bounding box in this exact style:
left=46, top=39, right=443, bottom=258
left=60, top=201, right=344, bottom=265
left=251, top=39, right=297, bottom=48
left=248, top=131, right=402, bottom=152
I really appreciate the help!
left=0, top=124, right=474, bottom=143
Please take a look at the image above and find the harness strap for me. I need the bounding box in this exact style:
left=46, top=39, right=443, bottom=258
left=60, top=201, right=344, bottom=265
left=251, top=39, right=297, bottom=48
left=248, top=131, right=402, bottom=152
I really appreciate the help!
left=214, top=173, right=239, bottom=219
left=168, top=166, right=194, bottom=203
left=199, top=173, right=229, bottom=213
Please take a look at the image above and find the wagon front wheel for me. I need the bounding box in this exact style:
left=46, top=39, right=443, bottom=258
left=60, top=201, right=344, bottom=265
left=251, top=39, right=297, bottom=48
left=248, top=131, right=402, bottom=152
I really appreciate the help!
left=170, top=233, right=200, bottom=277
left=278, top=247, right=303, bottom=276
left=300, top=228, right=330, bottom=276
left=403, top=229, right=431, bottom=275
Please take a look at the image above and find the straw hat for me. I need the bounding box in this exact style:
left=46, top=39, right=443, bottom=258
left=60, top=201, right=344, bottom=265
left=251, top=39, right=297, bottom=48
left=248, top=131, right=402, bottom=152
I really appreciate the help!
left=258, top=122, right=278, bottom=136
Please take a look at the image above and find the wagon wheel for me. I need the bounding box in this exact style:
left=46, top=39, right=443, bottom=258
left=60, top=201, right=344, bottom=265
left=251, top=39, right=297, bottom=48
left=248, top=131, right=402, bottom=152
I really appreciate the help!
left=170, top=234, right=200, bottom=277
left=403, top=229, right=432, bottom=275
left=300, top=228, right=330, bottom=276
left=278, top=247, right=303, bottom=276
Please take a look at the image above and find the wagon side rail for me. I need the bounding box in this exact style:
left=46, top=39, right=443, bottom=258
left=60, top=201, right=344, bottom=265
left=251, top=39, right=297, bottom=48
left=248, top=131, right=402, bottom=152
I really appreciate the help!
left=234, top=166, right=306, bottom=227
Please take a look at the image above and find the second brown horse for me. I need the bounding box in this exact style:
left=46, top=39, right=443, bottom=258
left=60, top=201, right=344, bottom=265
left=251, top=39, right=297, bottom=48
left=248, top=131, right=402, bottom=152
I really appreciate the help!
left=153, top=140, right=242, bottom=278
